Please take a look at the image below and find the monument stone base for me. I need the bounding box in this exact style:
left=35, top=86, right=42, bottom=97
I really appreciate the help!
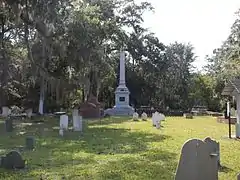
left=104, top=106, right=134, bottom=116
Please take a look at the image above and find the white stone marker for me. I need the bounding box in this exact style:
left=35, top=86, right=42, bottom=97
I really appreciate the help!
left=141, top=112, right=148, bottom=121
left=59, top=125, right=64, bottom=136
left=60, top=115, right=68, bottom=130
left=152, top=112, right=159, bottom=126
left=156, top=119, right=160, bottom=129
left=2, top=106, right=10, bottom=117
left=26, top=108, right=33, bottom=118
left=73, top=116, right=83, bottom=132
left=133, top=112, right=139, bottom=121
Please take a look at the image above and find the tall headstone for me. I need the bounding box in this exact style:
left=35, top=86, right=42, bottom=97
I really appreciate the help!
left=175, top=139, right=218, bottom=180
left=60, top=115, right=68, bottom=130
left=2, top=106, right=10, bottom=117
left=104, top=49, right=134, bottom=116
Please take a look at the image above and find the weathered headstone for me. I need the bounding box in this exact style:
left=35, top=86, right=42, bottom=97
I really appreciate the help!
left=237, top=173, right=240, bottom=180
left=5, top=117, right=13, bottom=132
left=25, top=136, right=35, bottom=150
left=152, top=112, right=159, bottom=126
left=156, top=118, right=161, bottom=129
left=1, top=151, right=25, bottom=169
left=26, top=108, right=33, bottom=118
left=2, top=106, right=10, bottom=117
left=183, top=113, right=193, bottom=119
left=73, top=116, right=83, bottom=132
left=175, top=139, right=218, bottom=180
left=159, top=113, right=166, bottom=121
left=133, top=112, right=139, bottom=121
left=60, top=114, right=68, bottom=130
left=59, top=124, right=64, bottom=136
left=141, top=112, right=148, bottom=121
left=204, top=137, right=220, bottom=168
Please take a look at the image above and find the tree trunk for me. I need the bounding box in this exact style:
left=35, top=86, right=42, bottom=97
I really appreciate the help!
left=38, top=77, right=45, bottom=114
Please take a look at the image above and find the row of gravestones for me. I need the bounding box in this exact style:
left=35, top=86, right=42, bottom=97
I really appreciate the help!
left=59, top=109, right=83, bottom=136
left=132, top=111, right=166, bottom=129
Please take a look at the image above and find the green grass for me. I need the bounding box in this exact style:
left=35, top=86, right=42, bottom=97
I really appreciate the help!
left=0, top=116, right=239, bottom=180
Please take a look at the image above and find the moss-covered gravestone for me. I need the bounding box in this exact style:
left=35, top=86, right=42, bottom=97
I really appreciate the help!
left=0, top=151, right=25, bottom=169
left=5, top=117, right=13, bottom=132
left=26, top=136, right=35, bottom=150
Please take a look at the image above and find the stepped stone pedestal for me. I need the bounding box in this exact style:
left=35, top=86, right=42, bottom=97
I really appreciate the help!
left=104, top=50, right=134, bottom=116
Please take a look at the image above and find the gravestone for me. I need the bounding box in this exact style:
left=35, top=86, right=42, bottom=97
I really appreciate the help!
left=25, top=136, right=35, bottom=150
left=72, top=109, right=82, bottom=132
left=59, top=124, right=64, bottom=136
left=204, top=137, right=220, bottom=168
left=237, top=173, right=240, bottom=180
left=73, top=116, right=82, bottom=132
left=183, top=113, right=193, bottom=119
left=133, top=112, right=139, bottom=121
left=141, top=112, right=148, bottom=121
left=156, top=118, right=161, bottom=129
left=5, top=117, right=13, bottom=132
left=60, top=115, right=68, bottom=130
left=2, top=106, right=10, bottom=117
left=159, top=113, right=166, bottom=121
left=152, top=112, right=157, bottom=126
left=26, top=108, right=33, bottom=118
left=175, top=139, right=218, bottom=180
left=1, top=151, right=25, bottom=169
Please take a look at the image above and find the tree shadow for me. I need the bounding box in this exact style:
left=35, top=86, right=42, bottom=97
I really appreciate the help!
left=0, top=116, right=174, bottom=179
left=219, top=165, right=234, bottom=173
left=96, top=150, right=177, bottom=180
left=88, top=116, right=133, bottom=126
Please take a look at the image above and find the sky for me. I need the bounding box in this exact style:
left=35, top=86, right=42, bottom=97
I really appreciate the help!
left=135, top=0, right=240, bottom=71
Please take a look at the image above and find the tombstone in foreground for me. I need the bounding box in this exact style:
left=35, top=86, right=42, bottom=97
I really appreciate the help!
left=1, top=151, right=25, bottom=169
left=175, top=138, right=218, bottom=180
left=5, top=117, right=13, bottom=132
left=237, top=173, right=240, bottom=180
left=25, top=136, right=35, bottom=150
left=204, top=137, right=220, bottom=168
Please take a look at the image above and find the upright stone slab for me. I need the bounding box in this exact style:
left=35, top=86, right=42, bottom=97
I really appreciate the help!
left=204, top=137, right=220, bottom=167
left=60, top=115, right=68, bottom=130
left=2, top=106, right=10, bottom=117
left=237, top=173, right=240, bottom=180
left=141, top=112, right=148, bottom=121
left=1, top=151, right=25, bottom=169
left=26, top=136, right=35, bottom=150
left=26, top=108, right=33, bottom=118
left=133, top=112, right=139, bottom=121
left=5, top=117, right=13, bottom=132
left=59, top=125, right=64, bottom=136
left=175, top=139, right=218, bottom=180
left=73, top=116, right=83, bottom=132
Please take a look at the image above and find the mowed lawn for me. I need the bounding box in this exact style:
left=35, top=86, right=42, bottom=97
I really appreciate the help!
left=0, top=116, right=239, bottom=180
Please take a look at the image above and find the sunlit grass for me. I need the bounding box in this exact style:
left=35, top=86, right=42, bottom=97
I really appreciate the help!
left=0, top=116, right=239, bottom=179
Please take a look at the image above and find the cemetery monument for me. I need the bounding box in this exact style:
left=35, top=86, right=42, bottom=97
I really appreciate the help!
left=104, top=49, right=134, bottom=116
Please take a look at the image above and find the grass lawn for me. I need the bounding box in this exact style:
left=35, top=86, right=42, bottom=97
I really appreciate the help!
left=0, top=116, right=239, bottom=180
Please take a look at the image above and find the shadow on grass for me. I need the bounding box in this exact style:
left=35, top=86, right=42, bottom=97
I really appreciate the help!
left=96, top=150, right=177, bottom=180
left=219, top=165, right=234, bottom=173
left=0, top=117, right=174, bottom=179
left=87, top=116, right=132, bottom=126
